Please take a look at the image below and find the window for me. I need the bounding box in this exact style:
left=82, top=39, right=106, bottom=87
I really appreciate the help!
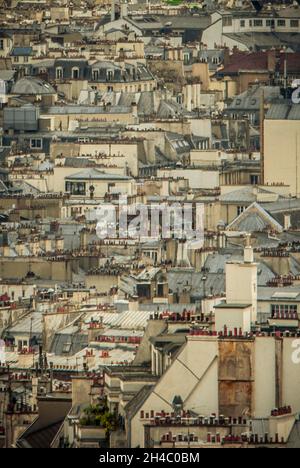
left=106, top=70, right=113, bottom=81
left=278, top=20, right=286, bottom=27
left=137, top=284, right=151, bottom=299
left=30, top=138, right=42, bottom=149
left=72, top=67, right=79, bottom=79
left=183, top=53, right=190, bottom=65
left=291, top=20, right=299, bottom=28
left=271, top=304, right=298, bottom=317
left=266, top=19, right=274, bottom=27
left=254, top=20, right=263, bottom=27
left=240, top=20, right=245, bottom=28
left=237, top=206, right=246, bottom=216
left=65, top=181, right=86, bottom=196
left=24, top=56, right=29, bottom=63
left=56, top=67, right=63, bottom=79
left=93, top=69, right=99, bottom=80
left=157, top=284, right=164, bottom=297
left=14, top=56, right=19, bottom=63
left=0, top=40, right=4, bottom=50
left=223, top=17, right=233, bottom=27
left=250, top=175, right=259, bottom=185
left=62, top=342, right=71, bottom=353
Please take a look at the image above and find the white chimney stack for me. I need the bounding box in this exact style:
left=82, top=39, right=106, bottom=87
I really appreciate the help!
left=244, top=234, right=254, bottom=263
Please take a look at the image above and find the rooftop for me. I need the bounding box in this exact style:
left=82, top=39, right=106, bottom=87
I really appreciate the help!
left=65, top=168, right=132, bottom=181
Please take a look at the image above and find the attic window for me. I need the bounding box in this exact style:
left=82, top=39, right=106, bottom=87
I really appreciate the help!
left=93, top=69, right=99, bottom=80
left=107, top=70, right=114, bottom=81
left=237, top=206, right=246, bottom=216
left=56, top=67, right=63, bottom=79
left=72, top=67, right=79, bottom=79
left=62, top=342, right=71, bottom=353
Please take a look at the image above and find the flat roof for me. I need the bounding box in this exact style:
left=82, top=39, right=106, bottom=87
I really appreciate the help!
left=214, top=303, right=252, bottom=309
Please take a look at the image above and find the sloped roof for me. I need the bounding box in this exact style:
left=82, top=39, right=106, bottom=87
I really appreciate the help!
left=8, top=312, right=43, bottom=335
left=227, top=85, right=281, bottom=111
left=220, top=187, right=280, bottom=204
left=17, top=420, right=63, bottom=449
left=217, top=51, right=300, bottom=75
left=266, top=103, right=300, bottom=120
left=0, top=70, right=15, bottom=81
left=66, top=168, right=132, bottom=181
left=117, top=91, right=155, bottom=116
left=226, top=202, right=283, bottom=233
left=125, top=384, right=154, bottom=420
left=12, top=180, right=41, bottom=195
left=12, top=77, right=56, bottom=95
left=11, top=47, right=33, bottom=57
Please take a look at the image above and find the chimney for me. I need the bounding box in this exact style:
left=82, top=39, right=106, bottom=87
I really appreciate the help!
left=260, top=88, right=265, bottom=185
left=223, top=48, right=230, bottom=67
left=284, top=214, right=291, bottom=231
left=267, top=49, right=276, bottom=73
left=269, top=410, right=295, bottom=443
left=111, top=0, right=116, bottom=22
left=244, top=234, right=254, bottom=263
left=131, top=102, right=138, bottom=122
left=120, top=0, right=128, bottom=19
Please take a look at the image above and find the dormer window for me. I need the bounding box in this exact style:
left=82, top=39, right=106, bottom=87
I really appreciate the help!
left=72, top=67, right=79, bottom=79
left=107, top=70, right=113, bottom=81
left=56, top=67, right=63, bottom=79
left=93, top=69, right=99, bottom=80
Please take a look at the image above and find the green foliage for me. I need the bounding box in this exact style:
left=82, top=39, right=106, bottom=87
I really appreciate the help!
left=166, top=0, right=183, bottom=5
left=79, top=402, right=116, bottom=438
